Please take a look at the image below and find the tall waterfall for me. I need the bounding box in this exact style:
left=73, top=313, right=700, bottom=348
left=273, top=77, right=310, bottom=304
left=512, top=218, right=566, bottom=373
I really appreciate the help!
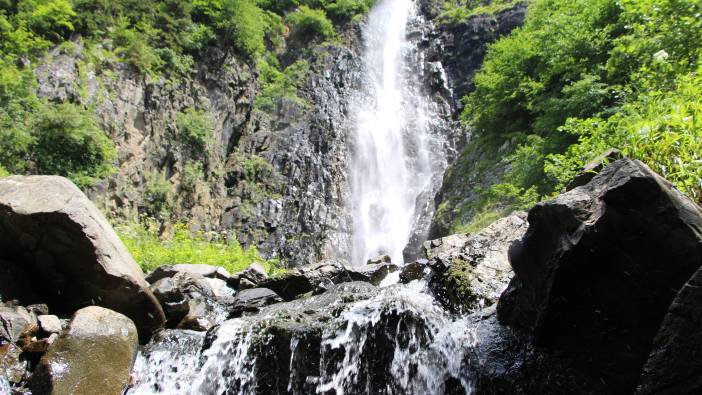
left=350, top=0, right=448, bottom=265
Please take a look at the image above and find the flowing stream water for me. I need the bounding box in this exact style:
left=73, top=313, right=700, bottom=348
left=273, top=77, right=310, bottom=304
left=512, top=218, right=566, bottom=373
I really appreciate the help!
left=127, top=1, right=477, bottom=393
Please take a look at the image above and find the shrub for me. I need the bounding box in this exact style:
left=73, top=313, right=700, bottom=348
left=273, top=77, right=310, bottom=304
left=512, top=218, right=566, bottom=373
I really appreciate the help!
left=175, top=108, right=213, bottom=152
left=325, top=0, right=374, bottom=22
left=31, top=102, right=116, bottom=187
left=115, top=218, right=281, bottom=274
left=286, top=6, right=336, bottom=39
left=181, top=160, right=204, bottom=192
left=256, top=58, right=310, bottom=112
left=144, top=172, right=173, bottom=215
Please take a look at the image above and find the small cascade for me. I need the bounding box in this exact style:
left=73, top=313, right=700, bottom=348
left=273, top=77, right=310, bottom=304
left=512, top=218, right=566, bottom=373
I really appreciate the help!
left=128, top=281, right=479, bottom=395
left=349, top=0, right=449, bottom=265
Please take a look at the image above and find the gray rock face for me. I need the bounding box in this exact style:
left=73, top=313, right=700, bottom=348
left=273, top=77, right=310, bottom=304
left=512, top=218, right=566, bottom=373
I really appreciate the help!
left=146, top=264, right=232, bottom=284
left=31, top=306, right=138, bottom=395
left=498, top=159, right=702, bottom=393
left=427, top=213, right=528, bottom=312
left=0, top=176, right=165, bottom=338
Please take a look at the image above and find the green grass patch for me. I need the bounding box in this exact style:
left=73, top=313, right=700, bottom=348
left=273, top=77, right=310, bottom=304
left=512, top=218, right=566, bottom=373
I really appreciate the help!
left=116, top=218, right=282, bottom=275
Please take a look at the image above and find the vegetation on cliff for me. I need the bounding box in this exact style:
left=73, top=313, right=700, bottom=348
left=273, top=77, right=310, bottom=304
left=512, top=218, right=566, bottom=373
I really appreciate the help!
left=441, top=0, right=702, bottom=233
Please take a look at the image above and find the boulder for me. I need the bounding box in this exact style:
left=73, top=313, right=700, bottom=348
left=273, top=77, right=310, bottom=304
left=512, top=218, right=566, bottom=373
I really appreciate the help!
left=498, top=159, right=702, bottom=393
left=429, top=213, right=528, bottom=312
left=31, top=306, right=138, bottom=395
left=0, top=176, right=165, bottom=338
left=230, top=288, right=284, bottom=317
left=423, top=234, right=470, bottom=260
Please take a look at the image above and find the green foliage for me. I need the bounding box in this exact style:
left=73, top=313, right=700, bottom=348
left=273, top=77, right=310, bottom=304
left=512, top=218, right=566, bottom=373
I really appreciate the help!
left=175, top=108, right=213, bottom=152
left=31, top=103, right=116, bottom=186
left=181, top=160, right=205, bottom=192
left=144, top=172, right=173, bottom=215
left=256, top=57, right=310, bottom=112
left=0, top=165, right=8, bottom=177
left=452, top=0, right=702, bottom=232
left=286, top=6, right=336, bottom=39
left=116, top=218, right=281, bottom=274
left=325, top=0, right=374, bottom=22
left=455, top=183, right=538, bottom=233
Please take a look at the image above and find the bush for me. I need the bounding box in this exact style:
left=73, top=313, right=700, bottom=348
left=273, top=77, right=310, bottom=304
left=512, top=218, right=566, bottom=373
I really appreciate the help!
left=144, top=172, right=173, bottom=215
left=325, top=0, right=374, bottom=22
left=256, top=58, right=310, bottom=112
left=181, top=160, right=204, bottom=192
left=31, top=103, right=116, bottom=187
left=286, top=6, right=336, bottom=39
left=175, top=108, right=213, bottom=152
left=116, top=218, right=281, bottom=274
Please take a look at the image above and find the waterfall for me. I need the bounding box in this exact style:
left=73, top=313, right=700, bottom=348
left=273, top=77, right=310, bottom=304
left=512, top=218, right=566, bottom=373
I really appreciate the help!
left=350, top=0, right=448, bottom=265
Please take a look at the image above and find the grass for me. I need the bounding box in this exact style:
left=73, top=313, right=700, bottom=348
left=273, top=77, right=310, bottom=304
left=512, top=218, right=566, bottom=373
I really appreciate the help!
left=115, top=218, right=282, bottom=275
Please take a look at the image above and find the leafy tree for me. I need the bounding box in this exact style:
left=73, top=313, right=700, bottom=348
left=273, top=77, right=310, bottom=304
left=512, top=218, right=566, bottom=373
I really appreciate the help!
left=286, top=5, right=336, bottom=39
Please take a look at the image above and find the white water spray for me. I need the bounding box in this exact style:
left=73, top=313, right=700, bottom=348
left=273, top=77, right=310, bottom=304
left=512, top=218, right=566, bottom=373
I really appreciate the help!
left=350, top=0, right=447, bottom=265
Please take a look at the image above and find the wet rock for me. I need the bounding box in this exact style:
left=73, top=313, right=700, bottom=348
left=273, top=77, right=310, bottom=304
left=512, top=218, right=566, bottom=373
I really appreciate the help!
left=31, top=306, right=138, bottom=395
left=399, top=261, right=428, bottom=283
left=0, top=342, right=27, bottom=385
left=26, top=304, right=49, bottom=316
left=146, top=264, right=232, bottom=284
left=0, top=176, right=165, bottom=338
left=366, top=255, right=391, bottom=265
left=498, top=159, right=702, bottom=393
left=37, top=315, right=62, bottom=335
left=22, top=333, right=58, bottom=353
left=429, top=213, right=528, bottom=312
left=230, top=288, right=284, bottom=316
left=353, top=263, right=400, bottom=285
left=0, top=306, right=36, bottom=343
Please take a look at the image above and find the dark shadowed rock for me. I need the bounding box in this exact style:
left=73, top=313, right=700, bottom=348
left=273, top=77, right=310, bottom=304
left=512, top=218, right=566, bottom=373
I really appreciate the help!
left=230, top=288, right=284, bottom=317
left=31, top=306, right=138, bottom=395
left=230, top=263, right=269, bottom=290
left=498, top=159, right=702, bottom=393
left=366, top=255, right=391, bottom=265
left=637, top=265, right=702, bottom=394
left=0, top=176, right=165, bottom=338
left=564, top=148, right=622, bottom=191
left=399, top=261, right=428, bottom=283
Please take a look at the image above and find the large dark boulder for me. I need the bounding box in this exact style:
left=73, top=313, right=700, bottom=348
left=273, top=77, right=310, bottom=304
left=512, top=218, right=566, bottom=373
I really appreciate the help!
left=0, top=176, right=165, bottom=339
left=31, top=306, right=138, bottom=395
left=498, top=159, right=702, bottom=393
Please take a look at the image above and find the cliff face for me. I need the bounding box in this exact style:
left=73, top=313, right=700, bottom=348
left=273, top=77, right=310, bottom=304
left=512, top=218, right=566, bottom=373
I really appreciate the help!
left=32, top=3, right=527, bottom=266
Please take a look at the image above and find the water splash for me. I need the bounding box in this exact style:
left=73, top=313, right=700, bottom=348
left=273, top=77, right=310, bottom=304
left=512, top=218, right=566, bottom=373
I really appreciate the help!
left=350, top=0, right=448, bottom=265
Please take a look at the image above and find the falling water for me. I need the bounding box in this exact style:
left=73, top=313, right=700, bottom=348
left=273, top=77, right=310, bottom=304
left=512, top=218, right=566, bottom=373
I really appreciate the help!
left=350, top=0, right=448, bottom=265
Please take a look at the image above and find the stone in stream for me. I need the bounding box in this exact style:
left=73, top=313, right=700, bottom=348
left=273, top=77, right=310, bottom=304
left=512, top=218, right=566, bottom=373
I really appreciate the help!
left=498, top=158, right=702, bottom=393
left=230, top=263, right=269, bottom=290
left=0, top=176, right=165, bottom=339
left=353, top=263, right=400, bottom=285
left=31, top=306, right=138, bottom=395
left=37, top=315, right=62, bottom=334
